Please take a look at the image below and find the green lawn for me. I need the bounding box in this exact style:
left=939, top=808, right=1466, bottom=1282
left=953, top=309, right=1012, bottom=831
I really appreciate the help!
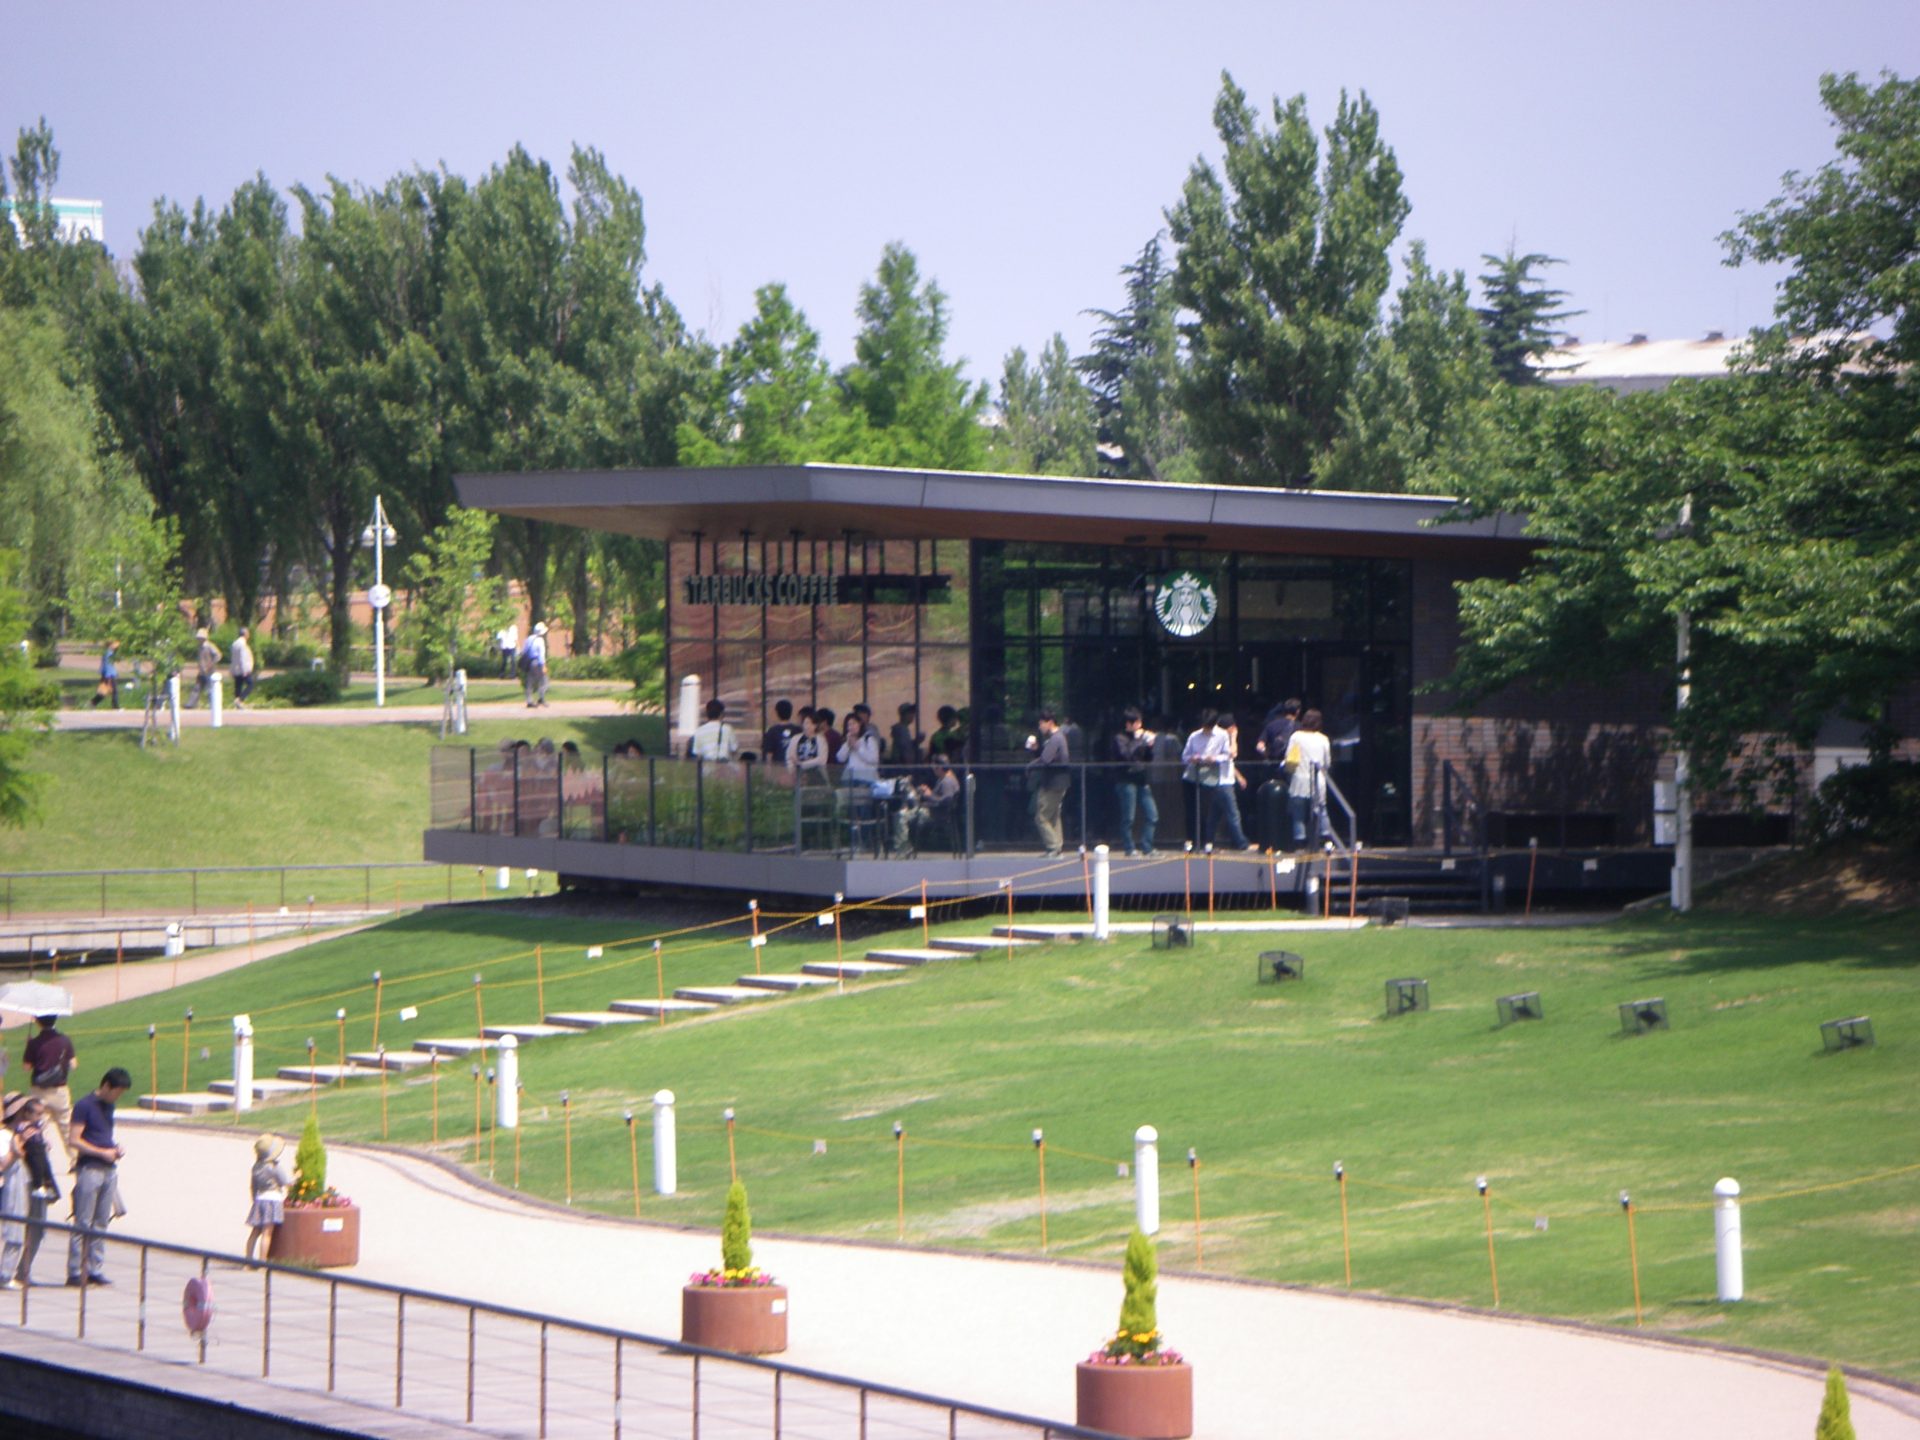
left=0, top=715, right=665, bottom=907
left=42, top=902, right=1920, bottom=1380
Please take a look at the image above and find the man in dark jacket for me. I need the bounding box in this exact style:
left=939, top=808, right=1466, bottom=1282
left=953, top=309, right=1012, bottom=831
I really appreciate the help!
left=1025, top=708, right=1072, bottom=856
left=1111, top=708, right=1159, bottom=855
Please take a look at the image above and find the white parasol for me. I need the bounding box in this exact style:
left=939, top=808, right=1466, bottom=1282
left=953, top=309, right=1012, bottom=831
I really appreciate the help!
left=0, top=980, right=75, bottom=1018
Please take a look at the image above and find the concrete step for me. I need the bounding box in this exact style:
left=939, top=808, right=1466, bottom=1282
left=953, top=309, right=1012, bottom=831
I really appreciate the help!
left=275, top=1065, right=361, bottom=1086
left=800, top=959, right=907, bottom=979
left=673, top=985, right=773, bottom=1005
left=412, top=1037, right=497, bottom=1057
left=141, top=1091, right=234, bottom=1115
left=606, top=998, right=717, bottom=1018
left=546, top=1009, right=661, bottom=1029
left=930, top=936, right=1041, bottom=953
left=208, top=1077, right=312, bottom=1099
left=863, top=947, right=961, bottom=965
left=737, top=972, right=838, bottom=992
left=346, top=1050, right=438, bottom=1071
left=482, top=1023, right=579, bottom=1041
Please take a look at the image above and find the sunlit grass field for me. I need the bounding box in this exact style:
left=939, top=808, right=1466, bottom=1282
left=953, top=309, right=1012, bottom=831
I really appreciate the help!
left=40, top=899, right=1919, bottom=1380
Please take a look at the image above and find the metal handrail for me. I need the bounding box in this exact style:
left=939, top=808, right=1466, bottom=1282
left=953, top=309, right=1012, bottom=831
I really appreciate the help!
left=8, top=1219, right=1111, bottom=1440
left=0, top=862, right=457, bottom=921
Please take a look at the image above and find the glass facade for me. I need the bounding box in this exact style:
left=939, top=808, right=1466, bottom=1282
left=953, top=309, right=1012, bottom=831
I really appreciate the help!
left=665, top=534, right=1412, bottom=844
left=971, top=542, right=1414, bottom=845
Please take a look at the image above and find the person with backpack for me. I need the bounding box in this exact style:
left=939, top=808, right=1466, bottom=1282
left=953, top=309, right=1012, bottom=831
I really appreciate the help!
left=22, top=1015, right=76, bottom=1137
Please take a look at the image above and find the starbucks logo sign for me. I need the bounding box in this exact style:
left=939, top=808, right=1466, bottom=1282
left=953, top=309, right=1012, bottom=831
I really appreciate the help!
left=1153, top=571, right=1219, bottom=638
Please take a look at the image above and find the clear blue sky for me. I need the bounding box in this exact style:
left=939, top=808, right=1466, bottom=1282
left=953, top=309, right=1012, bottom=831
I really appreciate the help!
left=12, top=1, right=1918, bottom=386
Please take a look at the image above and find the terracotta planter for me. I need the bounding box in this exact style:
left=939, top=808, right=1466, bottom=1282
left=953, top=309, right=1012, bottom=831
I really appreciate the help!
left=269, top=1204, right=361, bottom=1268
left=1075, top=1360, right=1193, bottom=1440
left=681, top=1283, right=788, bottom=1354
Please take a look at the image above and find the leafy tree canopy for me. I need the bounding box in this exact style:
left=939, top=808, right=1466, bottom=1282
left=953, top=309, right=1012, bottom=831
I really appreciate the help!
left=1168, top=72, right=1409, bottom=487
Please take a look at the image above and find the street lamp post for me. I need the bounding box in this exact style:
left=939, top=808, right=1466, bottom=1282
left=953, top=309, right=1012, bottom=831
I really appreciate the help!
left=361, top=496, right=397, bottom=707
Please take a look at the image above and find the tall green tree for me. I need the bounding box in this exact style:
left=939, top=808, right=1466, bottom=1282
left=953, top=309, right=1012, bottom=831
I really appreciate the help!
left=1317, top=242, right=1496, bottom=492
left=1724, top=70, right=1920, bottom=375
left=399, top=505, right=507, bottom=681
left=1078, top=235, right=1190, bottom=482
left=986, top=334, right=1096, bottom=476
left=1476, top=246, right=1580, bottom=385
left=288, top=172, right=444, bottom=671
left=0, top=553, right=51, bottom=826
left=677, top=282, right=840, bottom=465
left=836, top=243, right=987, bottom=470
left=67, top=507, right=187, bottom=703
left=1168, top=73, right=1409, bottom=487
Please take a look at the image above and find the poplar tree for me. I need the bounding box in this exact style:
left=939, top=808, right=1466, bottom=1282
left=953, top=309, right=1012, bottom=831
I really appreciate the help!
left=1168, top=73, right=1409, bottom=487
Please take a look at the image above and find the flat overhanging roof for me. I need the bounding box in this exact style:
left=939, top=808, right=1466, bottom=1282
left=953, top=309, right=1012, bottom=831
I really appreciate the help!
left=454, top=463, right=1532, bottom=559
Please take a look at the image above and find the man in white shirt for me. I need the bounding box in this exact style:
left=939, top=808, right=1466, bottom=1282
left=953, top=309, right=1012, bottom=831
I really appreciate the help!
left=1191, top=711, right=1255, bottom=850
left=690, top=699, right=739, bottom=766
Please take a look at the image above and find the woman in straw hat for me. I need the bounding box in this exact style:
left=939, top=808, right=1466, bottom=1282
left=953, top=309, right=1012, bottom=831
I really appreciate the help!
left=244, top=1134, right=292, bottom=1263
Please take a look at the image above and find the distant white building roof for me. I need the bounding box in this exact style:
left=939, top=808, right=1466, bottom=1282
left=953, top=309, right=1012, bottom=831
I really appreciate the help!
left=1537, top=334, right=1744, bottom=391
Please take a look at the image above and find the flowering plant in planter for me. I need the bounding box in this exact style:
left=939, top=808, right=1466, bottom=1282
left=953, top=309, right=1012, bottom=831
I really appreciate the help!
left=1084, top=1230, right=1184, bottom=1367
left=286, top=1113, right=356, bottom=1209
left=688, top=1182, right=778, bottom=1288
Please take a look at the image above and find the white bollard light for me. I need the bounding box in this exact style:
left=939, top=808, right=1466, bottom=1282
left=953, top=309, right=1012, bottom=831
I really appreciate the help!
left=210, top=672, right=223, bottom=728
left=1093, top=845, right=1111, bottom=941
left=1714, top=1177, right=1743, bottom=1302
left=231, top=1014, right=254, bottom=1113
left=1134, top=1124, right=1160, bottom=1235
left=653, top=1088, right=678, bottom=1195
left=495, top=1034, right=520, bottom=1129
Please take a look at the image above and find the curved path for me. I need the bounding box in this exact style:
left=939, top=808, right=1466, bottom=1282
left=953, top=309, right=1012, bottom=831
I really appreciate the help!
left=107, top=1119, right=1920, bottom=1440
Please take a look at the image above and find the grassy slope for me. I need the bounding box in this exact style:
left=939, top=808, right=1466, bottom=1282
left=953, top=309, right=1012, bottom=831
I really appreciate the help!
left=0, top=713, right=665, bottom=883
left=45, top=902, right=1920, bottom=1381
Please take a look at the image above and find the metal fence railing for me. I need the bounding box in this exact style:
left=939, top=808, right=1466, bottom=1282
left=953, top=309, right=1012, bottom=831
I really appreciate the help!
left=0, top=863, right=460, bottom=920
left=5, top=1220, right=1100, bottom=1440
left=436, top=746, right=1341, bottom=861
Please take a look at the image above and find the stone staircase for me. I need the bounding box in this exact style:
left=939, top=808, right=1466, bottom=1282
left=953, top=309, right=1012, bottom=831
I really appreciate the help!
left=140, top=926, right=1030, bottom=1113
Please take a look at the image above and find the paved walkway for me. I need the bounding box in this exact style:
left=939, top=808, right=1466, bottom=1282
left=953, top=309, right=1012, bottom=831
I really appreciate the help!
left=54, top=695, right=627, bottom=732
left=44, top=1119, right=1913, bottom=1440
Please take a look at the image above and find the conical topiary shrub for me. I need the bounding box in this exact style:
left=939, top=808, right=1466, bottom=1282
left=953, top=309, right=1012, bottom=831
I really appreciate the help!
left=721, top=1181, right=753, bottom=1274
left=1816, top=1365, right=1855, bottom=1440
left=1090, top=1229, right=1182, bottom=1365
left=289, top=1112, right=327, bottom=1204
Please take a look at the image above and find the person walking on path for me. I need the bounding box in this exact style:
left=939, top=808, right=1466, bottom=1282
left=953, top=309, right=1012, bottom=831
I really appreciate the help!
left=1112, top=707, right=1159, bottom=855
left=230, top=627, right=256, bottom=707
left=23, top=1014, right=76, bottom=1137
left=244, top=1133, right=291, bottom=1264
left=522, top=623, right=550, bottom=707
left=91, top=641, right=120, bottom=709
left=1025, top=708, right=1071, bottom=857
left=189, top=628, right=220, bottom=707
left=67, top=1067, right=130, bottom=1286
left=497, top=620, right=519, bottom=679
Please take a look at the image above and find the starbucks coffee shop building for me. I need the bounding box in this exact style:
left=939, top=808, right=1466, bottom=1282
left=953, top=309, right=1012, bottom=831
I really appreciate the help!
left=432, top=464, right=1680, bottom=901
